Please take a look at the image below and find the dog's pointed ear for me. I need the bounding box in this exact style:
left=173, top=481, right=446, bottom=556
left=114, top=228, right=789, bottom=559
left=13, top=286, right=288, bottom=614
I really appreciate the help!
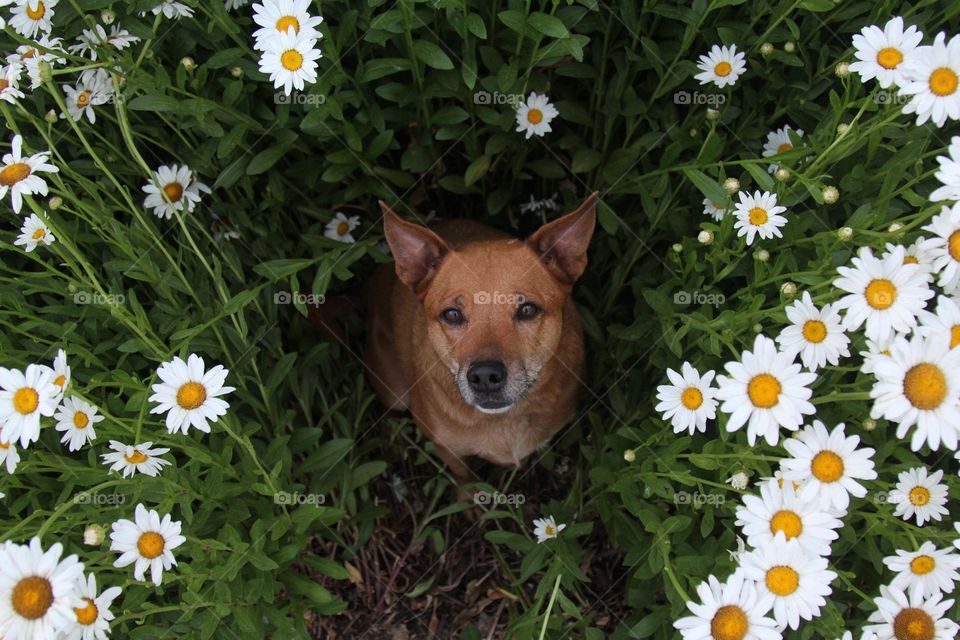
left=527, top=191, right=598, bottom=285
left=380, top=201, right=448, bottom=296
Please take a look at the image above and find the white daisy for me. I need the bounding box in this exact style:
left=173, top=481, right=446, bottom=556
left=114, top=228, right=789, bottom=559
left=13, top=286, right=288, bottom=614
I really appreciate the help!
left=324, top=212, right=359, bottom=243
left=727, top=471, right=750, bottom=491
left=100, top=441, right=171, bottom=478
left=59, top=572, right=121, bottom=640
left=886, top=239, right=939, bottom=284
left=888, top=467, right=949, bottom=526
left=931, top=136, right=960, bottom=202
left=899, top=32, right=960, bottom=128
left=0, top=536, right=84, bottom=640
left=141, top=164, right=210, bottom=220
left=732, top=191, right=788, bottom=245
left=257, top=28, right=322, bottom=96
left=532, top=515, right=565, bottom=543
left=0, top=363, right=59, bottom=447
left=655, top=361, right=718, bottom=435
left=780, top=421, right=877, bottom=512
left=109, top=503, right=186, bottom=586
left=869, top=332, right=960, bottom=451
left=776, top=292, right=850, bottom=371
left=0, top=63, right=25, bottom=104
left=693, top=44, right=747, bottom=88
left=834, top=245, right=933, bottom=343
left=735, top=478, right=844, bottom=558
left=922, top=203, right=960, bottom=294
left=955, top=523, right=959, bottom=552
left=225, top=0, right=249, bottom=10
left=62, top=74, right=109, bottom=124
left=14, top=212, right=55, bottom=252
left=0, top=134, right=59, bottom=214
left=849, top=16, right=924, bottom=89
left=53, top=396, right=103, bottom=452
left=252, top=0, right=323, bottom=50
left=702, top=198, right=728, bottom=221
left=50, top=348, right=70, bottom=399
left=68, top=24, right=140, bottom=60
left=738, top=534, right=837, bottom=630
left=860, top=334, right=902, bottom=375
left=8, top=36, right=67, bottom=90
left=0, top=438, right=20, bottom=473
left=762, top=126, right=804, bottom=172
left=884, top=542, right=960, bottom=600
left=148, top=0, right=194, bottom=19
left=673, top=573, right=780, bottom=640
left=148, top=353, right=233, bottom=435
left=865, top=585, right=958, bottom=640
left=715, top=334, right=816, bottom=446
left=515, top=92, right=559, bottom=139
left=917, top=295, right=960, bottom=349
left=9, top=0, right=57, bottom=38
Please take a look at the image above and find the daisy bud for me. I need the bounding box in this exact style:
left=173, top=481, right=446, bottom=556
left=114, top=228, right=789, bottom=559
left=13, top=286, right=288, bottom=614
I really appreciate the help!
left=781, top=281, right=797, bottom=297
left=822, top=186, right=839, bottom=204
left=48, top=196, right=62, bottom=210
left=706, top=108, right=720, bottom=121
left=752, top=323, right=763, bottom=333
left=784, top=41, right=796, bottom=53
left=689, top=128, right=699, bottom=138
left=760, top=42, right=774, bottom=56
left=44, top=109, right=57, bottom=124
left=774, top=167, right=791, bottom=181
left=726, top=471, right=749, bottom=491
left=672, top=243, right=683, bottom=254
left=101, top=8, right=116, bottom=24
left=83, top=524, right=106, bottom=546
left=623, top=449, right=636, bottom=463
left=863, top=418, right=877, bottom=432
left=230, top=66, right=243, bottom=78
left=722, top=177, right=740, bottom=194
left=888, top=222, right=905, bottom=233
left=756, top=249, right=770, bottom=262
left=697, top=230, right=714, bottom=245
left=180, top=56, right=196, bottom=71
left=835, top=62, right=850, bottom=78
left=838, top=226, right=853, bottom=241
left=37, top=60, right=52, bottom=84
left=837, top=123, right=850, bottom=136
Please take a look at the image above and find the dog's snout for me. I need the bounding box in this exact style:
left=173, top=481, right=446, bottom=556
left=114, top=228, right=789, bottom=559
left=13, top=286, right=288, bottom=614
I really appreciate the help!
left=467, top=361, right=507, bottom=393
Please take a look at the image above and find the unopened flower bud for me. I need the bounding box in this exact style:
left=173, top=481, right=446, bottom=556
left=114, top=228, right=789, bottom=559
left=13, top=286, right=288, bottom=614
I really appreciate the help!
left=756, top=249, right=770, bottom=262
left=837, top=123, right=850, bottom=136
left=775, top=167, right=790, bottom=181
left=623, top=449, right=636, bottom=463
left=888, top=222, right=905, bottom=233
left=48, top=196, right=62, bottom=210
left=230, top=66, right=243, bottom=78
left=838, top=226, right=853, bottom=241
left=698, top=230, right=714, bottom=245
left=863, top=418, right=877, bottom=432
left=672, top=243, right=683, bottom=254
left=822, top=186, right=839, bottom=204
left=835, top=62, right=850, bottom=78
left=83, top=524, right=106, bottom=546
left=723, top=177, right=740, bottom=194
left=760, top=43, right=774, bottom=56
left=101, top=9, right=116, bottom=24
left=784, top=41, right=796, bottom=53
left=180, top=56, right=196, bottom=71
left=781, top=281, right=797, bottom=297
left=706, top=108, right=720, bottom=121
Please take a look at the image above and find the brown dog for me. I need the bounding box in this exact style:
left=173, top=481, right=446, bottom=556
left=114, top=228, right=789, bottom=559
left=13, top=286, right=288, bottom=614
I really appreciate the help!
left=365, top=193, right=598, bottom=485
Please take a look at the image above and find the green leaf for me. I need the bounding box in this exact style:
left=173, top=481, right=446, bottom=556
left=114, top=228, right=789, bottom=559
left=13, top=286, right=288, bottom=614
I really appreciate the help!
left=682, top=169, right=728, bottom=204
left=463, top=154, right=490, bottom=186
left=527, top=12, right=568, bottom=38
left=412, top=40, right=454, bottom=70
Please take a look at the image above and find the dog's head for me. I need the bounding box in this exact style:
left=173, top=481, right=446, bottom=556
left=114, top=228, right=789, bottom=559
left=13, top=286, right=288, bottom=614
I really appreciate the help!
left=380, top=193, right=597, bottom=415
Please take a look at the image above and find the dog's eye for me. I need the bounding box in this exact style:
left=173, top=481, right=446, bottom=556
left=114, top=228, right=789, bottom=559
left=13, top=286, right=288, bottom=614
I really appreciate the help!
left=439, top=308, right=464, bottom=325
left=515, top=302, right=541, bottom=321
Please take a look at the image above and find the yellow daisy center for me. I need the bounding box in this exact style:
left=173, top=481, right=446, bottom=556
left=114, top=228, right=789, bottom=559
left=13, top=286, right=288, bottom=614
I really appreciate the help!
left=710, top=605, right=748, bottom=640
left=176, top=381, right=207, bottom=410
left=802, top=319, right=827, bottom=343
left=902, top=363, right=947, bottom=410
left=893, top=607, right=935, bottom=640
left=929, top=67, right=959, bottom=97
left=747, top=373, right=780, bottom=408
left=0, top=79, right=8, bottom=91
left=275, top=15, right=299, bottom=33
left=544, top=525, right=555, bottom=536
left=527, top=108, right=544, bottom=125
left=865, top=278, right=896, bottom=310
left=811, top=450, right=844, bottom=483
left=74, top=597, right=98, bottom=626
left=770, top=510, right=803, bottom=539
left=337, top=221, right=349, bottom=236
left=31, top=227, right=46, bottom=240
left=11, top=575, right=53, bottom=620
left=951, top=325, right=960, bottom=349
left=73, top=411, right=89, bottom=429
left=903, top=255, right=919, bottom=265
left=0, top=162, right=31, bottom=187
left=909, top=485, right=931, bottom=506
left=910, top=555, right=936, bottom=576
left=876, top=47, right=904, bottom=69
left=124, top=450, right=148, bottom=464
left=748, top=207, right=768, bottom=225
left=26, top=1, right=45, bottom=20
left=137, top=531, right=165, bottom=559
left=162, top=182, right=184, bottom=203
left=281, top=49, right=304, bottom=71
left=948, top=230, right=960, bottom=261
left=13, top=387, right=39, bottom=415
left=681, top=387, right=703, bottom=410
left=714, top=61, right=732, bottom=77
left=54, top=374, right=66, bottom=388
left=0, top=440, right=8, bottom=449
left=76, top=90, right=92, bottom=108
left=776, top=142, right=792, bottom=154
left=765, top=565, right=799, bottom=596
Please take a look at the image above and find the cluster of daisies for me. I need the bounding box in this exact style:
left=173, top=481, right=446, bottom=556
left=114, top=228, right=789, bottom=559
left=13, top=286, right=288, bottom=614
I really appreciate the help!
left=251, top=0, right=323, bottom=96
left=0, top=352, right=231, bottom=638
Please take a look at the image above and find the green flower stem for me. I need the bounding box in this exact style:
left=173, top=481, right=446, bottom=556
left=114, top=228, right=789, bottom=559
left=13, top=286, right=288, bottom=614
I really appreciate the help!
left=537, top=574, right=562, bottom=640
left=34, top=479, right=127, bottom=539
left=661, top=546, right=691, bottom=603
left=812, top=391, right=872, bottom=405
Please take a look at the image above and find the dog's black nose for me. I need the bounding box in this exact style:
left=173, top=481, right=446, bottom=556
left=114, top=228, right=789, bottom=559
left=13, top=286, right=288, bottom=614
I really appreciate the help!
left=467, top=361, right=507, bottom=393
